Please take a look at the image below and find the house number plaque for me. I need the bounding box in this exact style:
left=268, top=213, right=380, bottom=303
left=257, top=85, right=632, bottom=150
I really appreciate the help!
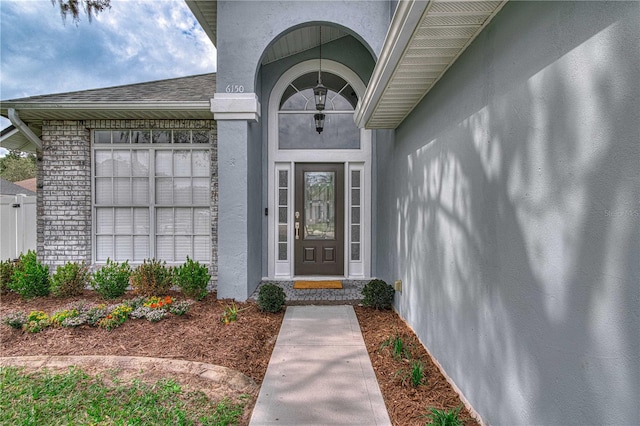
left=225, top=84, right=245, bottom=93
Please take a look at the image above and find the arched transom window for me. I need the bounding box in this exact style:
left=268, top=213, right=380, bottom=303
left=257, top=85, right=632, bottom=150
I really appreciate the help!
left=278, top=71, right=360, bottom=150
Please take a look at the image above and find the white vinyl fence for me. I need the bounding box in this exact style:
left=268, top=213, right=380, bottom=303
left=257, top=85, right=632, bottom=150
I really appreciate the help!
left=0, top=194, right=37, bottom=260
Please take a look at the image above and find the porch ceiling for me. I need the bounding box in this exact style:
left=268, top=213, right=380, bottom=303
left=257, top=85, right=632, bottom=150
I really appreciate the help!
left=355, top=0, right=507, bottom=129
left=262, top=25, right=350, bottom=65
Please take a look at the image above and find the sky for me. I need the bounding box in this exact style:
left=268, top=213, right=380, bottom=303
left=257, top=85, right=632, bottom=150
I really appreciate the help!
left=0, top=0, right=217, bottom=154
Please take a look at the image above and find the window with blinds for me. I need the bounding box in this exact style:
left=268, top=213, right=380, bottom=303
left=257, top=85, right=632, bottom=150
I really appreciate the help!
left=93, top=129, right=211, bottom=264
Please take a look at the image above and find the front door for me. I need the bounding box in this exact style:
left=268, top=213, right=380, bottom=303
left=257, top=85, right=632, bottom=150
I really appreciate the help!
left=294, top=163, right=344, bottom=275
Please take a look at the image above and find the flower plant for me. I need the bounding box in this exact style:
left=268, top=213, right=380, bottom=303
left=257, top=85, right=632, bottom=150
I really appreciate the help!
left=2, top=296, right=194, bottom=332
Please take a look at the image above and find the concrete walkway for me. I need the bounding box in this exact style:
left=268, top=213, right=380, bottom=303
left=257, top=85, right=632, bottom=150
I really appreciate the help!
left=249, top=305, right=391, bottom=426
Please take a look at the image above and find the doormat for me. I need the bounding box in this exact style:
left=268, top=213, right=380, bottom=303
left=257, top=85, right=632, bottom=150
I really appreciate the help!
left=294, top=280, right=343, bottom=289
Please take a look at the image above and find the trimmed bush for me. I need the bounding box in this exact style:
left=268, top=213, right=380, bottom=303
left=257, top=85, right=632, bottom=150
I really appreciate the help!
left=9, top=251, right=49, bottom=299
left=50, top=261, right=91, bottom=297
left=130, top=259, right=172, bottom=296
left=92, top=259, right=131, bottom=299
left=361, top=279, right=395, bottom=310
left=173, top=257, right=209, bottom=300
left=257, top=283, right=286, bottom=313
left=0, top=258, right=15, bottom=295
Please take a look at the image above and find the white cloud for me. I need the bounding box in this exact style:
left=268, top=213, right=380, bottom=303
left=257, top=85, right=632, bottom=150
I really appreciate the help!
left=1, top=0, right=216, bottom=102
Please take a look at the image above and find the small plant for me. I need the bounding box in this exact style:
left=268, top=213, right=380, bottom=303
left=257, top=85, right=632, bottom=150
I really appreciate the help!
left=0, top=258, right=16, bottom=295
left=257, top=283, right=286, bottom=313
left=144, top=295, right=173, bottom=309
left=85, top=304, right=109, bottom=326
left=92, top=259, right=131, bottom=299
left=361, top=279, right=395, bottom=310
left=380, top=333, right=410, bottom=360
left=2, top=311, right=27, bottom=329
left=169, top=300, right=193, bottom=316
left=9, top=251, right=50, bottom=299
left=97, top=304, right=132, bottom=330
left=220, top=300, right=249, bottom=324
left=409, top=360, right=426, bottom=387
left=423, top=405, right=463, bottom=426
left=395, top=360, right=426, bottom=387
left=25, top=310, right=50, bottom=333
left=50, top=261, right=91, bottom=297
left=130, top=259, right=172, bottom=296
left=173, top=256, right=209, bottom=300
left=50, top=309, right=79, bottom=326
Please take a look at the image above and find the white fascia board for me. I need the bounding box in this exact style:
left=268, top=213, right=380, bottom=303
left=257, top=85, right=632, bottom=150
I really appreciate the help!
left=354, top=0, right=429, bottom=129
left=210, top=93, right=261, bottom=122
left=2, top=101, right=212, bottom=112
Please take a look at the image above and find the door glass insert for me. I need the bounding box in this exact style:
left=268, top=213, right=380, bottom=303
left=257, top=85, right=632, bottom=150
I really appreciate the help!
left=304, top=171, right=335, bottom=240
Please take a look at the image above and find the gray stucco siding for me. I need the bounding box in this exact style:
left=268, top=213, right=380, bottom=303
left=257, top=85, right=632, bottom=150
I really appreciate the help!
left=216, top=0, right=390, bottom=93
left=380, top=1, right=640, bottom=424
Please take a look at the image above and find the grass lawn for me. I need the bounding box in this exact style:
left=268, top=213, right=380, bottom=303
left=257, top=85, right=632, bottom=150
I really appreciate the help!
left=0, top=366, right=247, bottom=425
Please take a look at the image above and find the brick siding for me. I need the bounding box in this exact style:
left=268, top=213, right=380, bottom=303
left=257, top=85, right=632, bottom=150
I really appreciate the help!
left=38, top=119, right=218, bottom=284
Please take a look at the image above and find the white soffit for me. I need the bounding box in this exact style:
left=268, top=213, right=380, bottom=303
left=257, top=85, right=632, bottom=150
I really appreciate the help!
left=185, top=0, right=217, bottom=46
left=357, top=0, right=507, bottom=129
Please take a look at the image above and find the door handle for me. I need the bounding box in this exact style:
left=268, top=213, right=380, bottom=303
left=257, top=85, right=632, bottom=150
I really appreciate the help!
left=295, top=222, right=300, bottom=239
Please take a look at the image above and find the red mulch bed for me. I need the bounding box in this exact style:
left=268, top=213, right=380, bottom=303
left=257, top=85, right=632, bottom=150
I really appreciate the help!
left=1, top=290, right=478, bottom=425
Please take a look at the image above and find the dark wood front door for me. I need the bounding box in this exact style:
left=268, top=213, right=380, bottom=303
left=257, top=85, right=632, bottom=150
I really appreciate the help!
left=294, top=163, right=344, bottom=276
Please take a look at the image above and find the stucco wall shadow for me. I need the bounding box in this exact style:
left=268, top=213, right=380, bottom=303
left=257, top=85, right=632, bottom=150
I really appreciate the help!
left=385, top=2, right=639, bottom=424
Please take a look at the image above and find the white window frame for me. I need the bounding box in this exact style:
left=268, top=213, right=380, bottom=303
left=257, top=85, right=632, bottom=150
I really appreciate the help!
left=91, top=130, right=212, bottom=265
left=267, top=60, right=372, bottom=279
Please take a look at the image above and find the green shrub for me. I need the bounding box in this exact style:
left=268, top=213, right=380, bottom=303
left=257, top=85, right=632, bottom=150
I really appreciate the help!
left=92, top=259, right=131, bottom=299
left=361, top=279, right=395, bottom=310
left=257, top=283, right=286, bottom=313
left=0, top=258, right=15, bottom=295
left=130, top=259, right=172, bottom=296
left=173, top=256, right=209, bottom=300
left=50, top=261, right=91, bottom=298
left=423, top=406, right=463, bottom=426
left=9, top=251, right=50, bottom=299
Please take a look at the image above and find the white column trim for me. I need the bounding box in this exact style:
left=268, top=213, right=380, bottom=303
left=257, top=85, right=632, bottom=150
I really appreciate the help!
left=210, top=93, right=261, bottom=121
